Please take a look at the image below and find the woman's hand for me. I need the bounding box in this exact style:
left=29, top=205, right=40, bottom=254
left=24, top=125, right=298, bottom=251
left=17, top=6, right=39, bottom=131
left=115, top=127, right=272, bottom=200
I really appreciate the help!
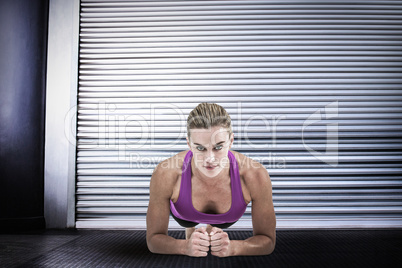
left=185, top=227, right=210, bottom=257
left=209, top=227, right=232, bottom=257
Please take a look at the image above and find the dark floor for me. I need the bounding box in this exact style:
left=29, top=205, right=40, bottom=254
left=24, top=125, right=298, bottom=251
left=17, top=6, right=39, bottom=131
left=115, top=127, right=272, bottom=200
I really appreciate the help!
left=1, top=229, right=401, bottom=268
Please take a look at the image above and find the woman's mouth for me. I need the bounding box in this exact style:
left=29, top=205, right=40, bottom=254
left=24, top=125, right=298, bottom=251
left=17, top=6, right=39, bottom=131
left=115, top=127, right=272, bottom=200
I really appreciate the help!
left=205, top=165, right=217, bottom=170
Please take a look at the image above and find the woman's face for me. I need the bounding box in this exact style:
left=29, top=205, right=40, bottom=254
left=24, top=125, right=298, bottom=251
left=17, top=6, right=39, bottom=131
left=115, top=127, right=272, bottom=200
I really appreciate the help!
left=187, top=126, right=234, bottom=178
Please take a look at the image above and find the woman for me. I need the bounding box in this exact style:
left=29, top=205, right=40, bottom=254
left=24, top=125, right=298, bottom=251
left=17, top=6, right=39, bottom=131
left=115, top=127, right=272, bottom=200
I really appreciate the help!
left=146, top=103, right=276, bottom=257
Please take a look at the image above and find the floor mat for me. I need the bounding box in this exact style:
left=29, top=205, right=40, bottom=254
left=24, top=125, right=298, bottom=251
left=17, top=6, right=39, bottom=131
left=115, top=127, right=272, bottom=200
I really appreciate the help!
left=1, top=229, right=401, bottom=268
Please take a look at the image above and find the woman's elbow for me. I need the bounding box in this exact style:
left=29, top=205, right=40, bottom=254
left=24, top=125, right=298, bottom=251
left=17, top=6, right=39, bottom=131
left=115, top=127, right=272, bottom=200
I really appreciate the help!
left=266, top=242, right=275, bottom=255
left=146, top=235, right=157, bottom=254
left=263, top=236, right=276, bottom=255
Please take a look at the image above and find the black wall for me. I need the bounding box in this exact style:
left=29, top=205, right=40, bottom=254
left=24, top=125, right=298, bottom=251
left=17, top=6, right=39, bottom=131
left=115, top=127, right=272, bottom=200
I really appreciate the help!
left=0, top=0, right=49, bottom=231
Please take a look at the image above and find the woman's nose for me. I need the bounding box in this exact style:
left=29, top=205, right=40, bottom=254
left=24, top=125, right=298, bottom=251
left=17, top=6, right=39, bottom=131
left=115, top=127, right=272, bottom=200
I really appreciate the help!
left=205, top=152, right=215, bottom=162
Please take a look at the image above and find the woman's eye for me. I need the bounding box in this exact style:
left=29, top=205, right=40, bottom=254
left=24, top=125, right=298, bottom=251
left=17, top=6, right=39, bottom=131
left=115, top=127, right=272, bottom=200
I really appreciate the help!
left=196, top=146, right=205, bottom=151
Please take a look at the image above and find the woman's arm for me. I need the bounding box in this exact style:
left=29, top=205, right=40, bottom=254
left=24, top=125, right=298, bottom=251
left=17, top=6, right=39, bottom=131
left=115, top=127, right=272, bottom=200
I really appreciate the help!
left=236, top=161, right=276, bottom=255
left=239, top=162, right=276, bottom=255
left=210, top=161, right=276, bottom=257
left=146, top=161, right=210, bottom=256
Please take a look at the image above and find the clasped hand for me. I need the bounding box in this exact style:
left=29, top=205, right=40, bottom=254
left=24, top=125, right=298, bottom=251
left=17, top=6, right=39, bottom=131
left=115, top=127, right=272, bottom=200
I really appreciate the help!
left=186, top=226, right=231, bottom=257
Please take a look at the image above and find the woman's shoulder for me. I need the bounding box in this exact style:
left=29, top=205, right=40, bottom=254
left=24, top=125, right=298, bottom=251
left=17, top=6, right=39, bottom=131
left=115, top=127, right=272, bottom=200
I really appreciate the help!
left=150, top=150, right=189, bottom=194
left=153, top=150, right=189, bottom=178
left=231, top=150, right=263, bottom=171
left=231, top=150, right=270, bottom=183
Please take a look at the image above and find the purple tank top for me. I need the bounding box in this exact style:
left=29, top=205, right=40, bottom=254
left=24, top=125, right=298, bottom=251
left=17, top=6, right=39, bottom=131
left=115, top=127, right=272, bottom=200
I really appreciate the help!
left=170, top=150, right=247, bottom=225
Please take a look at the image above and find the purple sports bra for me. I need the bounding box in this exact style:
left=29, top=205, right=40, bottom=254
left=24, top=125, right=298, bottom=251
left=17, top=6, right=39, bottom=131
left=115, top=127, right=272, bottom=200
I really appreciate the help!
left=170, top=150, right=247, bottom=225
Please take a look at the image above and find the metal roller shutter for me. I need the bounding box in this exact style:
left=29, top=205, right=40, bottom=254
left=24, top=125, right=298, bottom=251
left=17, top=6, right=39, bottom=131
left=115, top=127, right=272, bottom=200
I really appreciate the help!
left=76, top=0, right=402, bottom=229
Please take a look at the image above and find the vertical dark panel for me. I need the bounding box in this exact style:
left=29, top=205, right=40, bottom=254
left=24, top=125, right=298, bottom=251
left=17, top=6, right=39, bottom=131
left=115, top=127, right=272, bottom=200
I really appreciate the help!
left=0, top=0, right=49, bottom=231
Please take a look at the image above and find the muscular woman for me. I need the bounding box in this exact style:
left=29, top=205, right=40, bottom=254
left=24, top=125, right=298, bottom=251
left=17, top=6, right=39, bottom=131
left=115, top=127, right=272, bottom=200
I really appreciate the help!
left=146, top=103, right=276, bottom=257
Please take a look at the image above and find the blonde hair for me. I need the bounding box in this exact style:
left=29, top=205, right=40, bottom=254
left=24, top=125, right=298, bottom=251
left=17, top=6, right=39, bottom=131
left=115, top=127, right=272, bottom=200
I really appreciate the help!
left=187, top=103, right=232, bottom=138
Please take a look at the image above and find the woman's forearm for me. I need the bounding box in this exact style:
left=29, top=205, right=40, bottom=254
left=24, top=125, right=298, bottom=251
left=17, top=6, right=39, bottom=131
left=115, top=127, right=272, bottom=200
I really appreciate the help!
left=147, top=234, right=187, bottom=255
left=230, top=235, right=275, bottom=256
left=148, top=233, right=275, bottom=256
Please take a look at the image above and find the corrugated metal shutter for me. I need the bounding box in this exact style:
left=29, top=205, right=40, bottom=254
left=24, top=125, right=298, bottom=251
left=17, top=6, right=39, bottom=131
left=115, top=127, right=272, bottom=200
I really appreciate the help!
left=76, top=0, right=402, bottom=229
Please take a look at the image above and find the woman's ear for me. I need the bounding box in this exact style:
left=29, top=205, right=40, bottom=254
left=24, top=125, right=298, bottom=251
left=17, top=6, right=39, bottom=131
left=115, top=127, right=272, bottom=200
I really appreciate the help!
left=229, top=132, right=234, bottom=149
left=186, top=136, right=191, bottom=149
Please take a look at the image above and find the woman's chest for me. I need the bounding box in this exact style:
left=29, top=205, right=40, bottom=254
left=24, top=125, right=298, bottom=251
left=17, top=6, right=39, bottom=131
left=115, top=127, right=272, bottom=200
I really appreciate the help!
left=191, top=179, right=232, bottom=214
left=171, top=174, right=251, bottom=211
